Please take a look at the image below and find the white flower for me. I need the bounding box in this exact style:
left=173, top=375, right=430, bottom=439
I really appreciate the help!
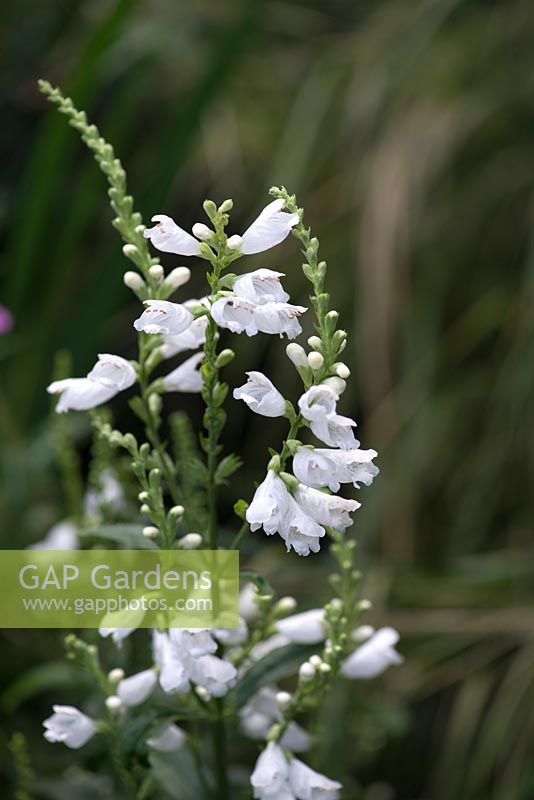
left=147, top=723, right=185, bottom=752
left=117, top=669, right=157, bottom=706
left=153, top=631, right=190, bottom=694
left=289, top=758, right=342, bottom=799
left=160, top=306, right=208, bottom=358
left=86, top=354, right=136, bottom=390
left=241, top=199, right=299, bottom=255
left=298, top=385, right=338, bottom=422
left=162, top=352, right=204, bottom=393
left=189, top=653, right=237, bottom=697
left=253, top=302, right=306, bottom=339
left=233, top=268, right=289, bottom=304
left=210, top=296, right=258, bottom=335
left=247, top=472, right=325, bottom=555
left=294, top=485, right=360, bottom=532
left=341, top=627, right=403, bottom=680
left=99, top=626, right=136, bottom=646
left=293, top=447, right=379, bottom=493
left=239, top=583, right=261, bottom=622
left=134, top=300, right=193, bottom=336
left=240, top=686, right=310, bottom=752
left=250, top=741, right=292, bottom=800
left=28, top=520, right=78, bottom=550
left=233, top=372, right=286, bottom=417
left=143, top=214, right=202, bottom=256
left=309, top=414, right=358, bottom=450
left=47, top=378, right=117, bottom=413
left=213, top=617, right=249, bottom=646
left=84, top=468, right=125, bottom=519
left=43, top=706, right=97, bottom=749
left=153, top=629, right=236, bottom=697
left=276, top=609, right=326, bottom=644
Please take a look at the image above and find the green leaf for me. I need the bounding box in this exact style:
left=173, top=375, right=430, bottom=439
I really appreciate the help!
left=149, top=749, right=209, bottom=800
left=236, top=644, right=316, bottom=707
left=80, top=524, right=157, bottom=549
left=215, top=453, right=243, bottom=485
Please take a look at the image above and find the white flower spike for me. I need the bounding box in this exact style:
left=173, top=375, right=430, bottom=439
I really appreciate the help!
left=162, top=352, right=204, bottom=393
left=43, top=705, right=97, bottom=749
left=233, top=372, right=286, bottom=417
left=143, top=214, right=201, bottom=256
left=341, top=627, right=403, bottom=679
left=133, top=299, right=193, bottom=336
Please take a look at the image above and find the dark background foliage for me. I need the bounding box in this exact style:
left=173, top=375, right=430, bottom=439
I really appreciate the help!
left=1, top=1, right=534, bottom=798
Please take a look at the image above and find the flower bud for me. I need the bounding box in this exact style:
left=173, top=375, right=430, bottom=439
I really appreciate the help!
left=142, top=526, right=159, bottom=540
left=122, top=244, right=139, bottom=260
left=170, top=505, right=185, bottom=519
left=149, top=264, right=164, bottom=281
left=108, top=668, right=125, bottom=684
left=352, top=624, right=375, bottom=642
left=192, top=222, right=214, bottom=241
left=319, top=663, right=332, bottom=674
left=299, top=662, right=316, bottom=682
left=324, top=376, right=346, bottom=395
left=148, top=393, right=162, bottom=415
left=307, top=336, right=322, bottom=350
left=309, top=654, right=323, bottom=668
left=276, top=691, right=292, bottom=711
left=334, top=362, right=350, bottom=379
left=308, top=351, right=324, bottom=370
left=203, top=199, right=217, bottom=221
left=195, top=685, right=211, bottom=701
left=276, top=596, right=297, bottom=614
left=180, top=533, right=202, bottom=549
left=329, top=598, right=343, bottom=611
left=138, top=491, right=149, bottom=502
left=226, top=234, right=243, bottom=251
left=140, top=504, right=150, bottom=514
left=219, top=199, right=233, bottom=213
left=215, top=349, right=235, bottom=368
left=123, top=271, right=145, bottom=292
left=358, top=599, right=372, bottom=611
left=134, top=224, right=146, bottom=235
left=164, top=267, right=191, bottom=291
left=105, top=695, right=122, bottom=712
left=286, top=343, right=308, bottom=368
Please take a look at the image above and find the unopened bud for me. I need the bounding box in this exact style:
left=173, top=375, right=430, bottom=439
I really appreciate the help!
left=309, top=654, right=323, bottom=668
left=276, top=691, right=292, bottom=711
left=122, top=244, right=139, bottom=259
left=219, top=199, right=233, bottom=213
left=195, top=685, right=211, bottom=701
left=319, top=662, right=331, bottom=674
left=286, top=343, right=308, bottom=368
left=324, top=377, right=346, bottom=395
left=164, top=267, right=191, bottom=291
left=352, top=625, right=375, bottom=642
left=203, top=199, right=217, bottom=220
left=299, top=662, right=316, bottom=682
left=226, top=234, right=243, bottom=251
left=170, top=505, right=185, bottom=519
left=329, top=598, right=343, bottom=610
left=180, top=533, right=202, bottom=549
left=138, top=491, right=149, bottom=502
left=308, top=351, right=324, bottom=370
left=149, top=264, right=164, bottom=280
left=108, top=668, right=125, bottom=684
left=105, top=695, right=122, bottom=712
left=215, top=349, right=235, bottom=368
left=192, top=222, right=214, bottom=241
left=334, top=362, right=350, bottom=379
left=276, top=596, right=297, bottom=614
left=140, top=504, right=151, bottom=514
left=142, top=526, right=159, bottom=540
left=123, top=271, right=145, bottom=291
left=307, top=336, right=322, bottom=350
left=358, top=599, right=372, bottom=611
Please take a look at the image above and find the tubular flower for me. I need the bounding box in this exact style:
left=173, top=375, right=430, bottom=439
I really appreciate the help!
left=240, top=199, right=299, bottom=254
left=293, top=447, right=379, bottom=493
left=117, top=669, right=157, bottom=706
left=294, top=485, right=361, bottom=532
left=143, top=214, right=202, bottom=256
left=162, top=352, right=204, bottom=393
left=48, top=353, right=135, bottom=413
left=133, top=299, right=193, bottom=335
left=211, top=296, right=258, bottom=335
left=298, top=385, right=338, bottom=422
left=240, top=686, right=310, bottom=752
left=43, top=706, right=97, bottom=749
left=232, top=268, right=290, bottom=304
left=233, top=372, right=286, bottom=417
left=341, top=627, right=403, bottom=679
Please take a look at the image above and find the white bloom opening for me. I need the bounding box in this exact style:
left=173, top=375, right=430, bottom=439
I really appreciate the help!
left=233, top=372, right=286, bottom=417
left=211, top=296, right=258, bottom=335
left=134, top=299, right=193, bottom=336
left=298, top=385, right=338, bottom=422
left=143, top=214, right=201, bottom=256
left=117, top=668, right=157, bottom=706
left=43, top=705, right=97, bottom=749
left=341, top=627, right=403, bottom=680
left=250, top=741, right=291, bottom=799
left=162, top=352, right=204, bottom=393
left=233, top=268, right=290, bottom=305
left=294, top=484, right=361, bottom=532
left=309, top=413, right=358, bottom=450
left=288, top=758, right=342, bottom=799
left=293, top=447, right=379, bottom=493
left=241, top=199, right=299, bottom=255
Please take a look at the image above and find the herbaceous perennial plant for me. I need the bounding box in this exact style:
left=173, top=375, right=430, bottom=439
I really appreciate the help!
left=36, top=80, right=402, bottom=800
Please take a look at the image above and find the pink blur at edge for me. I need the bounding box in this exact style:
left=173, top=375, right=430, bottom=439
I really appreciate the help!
left=0, top=304, right=14, bottom=335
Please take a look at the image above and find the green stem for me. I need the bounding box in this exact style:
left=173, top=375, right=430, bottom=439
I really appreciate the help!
left=212, top=699, right=230, bottom=800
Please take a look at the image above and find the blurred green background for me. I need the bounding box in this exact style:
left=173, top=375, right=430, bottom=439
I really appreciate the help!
left=1, top=0, right=534, bottom=798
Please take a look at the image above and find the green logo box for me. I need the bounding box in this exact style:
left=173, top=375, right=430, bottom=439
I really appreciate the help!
left=1, top=550, right=239, bottom=629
